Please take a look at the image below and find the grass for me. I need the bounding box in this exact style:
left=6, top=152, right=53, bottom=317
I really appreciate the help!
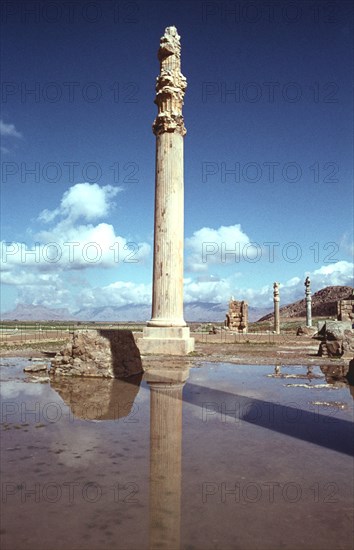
left=0, top=339, right=69, bottom=351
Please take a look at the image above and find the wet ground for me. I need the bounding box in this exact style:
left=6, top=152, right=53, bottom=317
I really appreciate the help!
left=1, top=358, right=353, bottom=550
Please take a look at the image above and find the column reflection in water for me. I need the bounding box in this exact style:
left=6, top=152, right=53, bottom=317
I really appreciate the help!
left=146, top=367, right=189, bottom=550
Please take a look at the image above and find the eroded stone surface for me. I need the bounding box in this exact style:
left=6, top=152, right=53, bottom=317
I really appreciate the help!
left=50, top=329, right=143, bottom=378
left=317, top=321, right=354, bottom=358
left=337, top=293, right=354, bottom=322
left=225, top=298, right=248, bottom=333
left=153, top=26, right=187, bottom=136
left=296, top=325, right=317, bottom=336
left=24, top=363, right=48, bottom=373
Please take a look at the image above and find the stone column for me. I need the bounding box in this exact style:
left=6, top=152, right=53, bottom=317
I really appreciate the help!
left=146, top=367, right=189, bottom=550
left=138, top=26, right=194, bottom=355
left=305, top=276, right=312, bottom=327
left=273, top=282, right=280, bottom=334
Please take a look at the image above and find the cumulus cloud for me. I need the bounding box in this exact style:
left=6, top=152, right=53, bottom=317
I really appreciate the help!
left=184, top=277, right=233, bottom=303
left=1, top=182, right=151, bottom=275
left=2, top=259, right=352, bottom=312
left=185, top=224, right=252, bottom=271
left=183, top=261, right=353, bottom=308
left=38, top=182, right=120, bottom=223
left=311, top=260, right=353, bottom=286
left=1, top=182, right=151, bottom=311
left=0, top=119, right=22, bottom=138
left=77, top=281, right=152, bottom=309
left=2, top=193, right=353, bottom=312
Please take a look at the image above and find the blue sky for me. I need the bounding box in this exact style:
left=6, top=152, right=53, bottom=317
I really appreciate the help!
left=1, top=0, right=353, bottom=314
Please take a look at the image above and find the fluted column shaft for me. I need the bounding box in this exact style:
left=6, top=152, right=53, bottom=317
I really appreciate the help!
left=273, top=282, right=280, bottom=334
left=305, top=276, right=312, bottom=327
left=139, top=26, right=194, bottom=354
left=149, top=132, right=185, bottom=326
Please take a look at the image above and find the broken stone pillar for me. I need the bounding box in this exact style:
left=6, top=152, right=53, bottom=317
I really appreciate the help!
left=273, top=282, right=280, bottom=334
left=138, top=26, right=194, bottom=356
left=337, top=292, right=354, bottom=322
left=305, top=276, right=312, bottom=327
left=146, top=367, right=189, bottom=550
left=225, top=298, right=248, bottom=333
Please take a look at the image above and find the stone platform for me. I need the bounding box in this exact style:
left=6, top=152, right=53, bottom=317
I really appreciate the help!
left=137, top=326, right=195, bottom=356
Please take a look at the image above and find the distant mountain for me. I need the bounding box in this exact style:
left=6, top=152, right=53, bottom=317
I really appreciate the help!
left=74, top=304, right=151, bottom=322
left=258, top=285, right=353, bottom=322
left=2, top=286, right=352, bottom=323
left=185, top=302, right=271, bottom=323
left=0, top=303, right=75, bottom=321
left=1, top=301, right=271, bottom=323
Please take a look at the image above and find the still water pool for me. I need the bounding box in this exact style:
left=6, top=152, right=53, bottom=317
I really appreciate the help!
left=1, top=358, right=353, bottom=550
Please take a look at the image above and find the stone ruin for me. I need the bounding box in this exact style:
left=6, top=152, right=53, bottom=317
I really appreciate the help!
left=317, top=320, right=354, bottom=359
left=337, top=293, right=354, bottom=323
left=50, top=329, right=143, bottom=378
left=225, top=298, right=248, bottom=333
left=317, top=290, right=354, bottom=358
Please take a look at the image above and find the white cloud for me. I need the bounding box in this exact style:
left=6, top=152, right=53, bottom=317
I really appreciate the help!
left=38, top=182, right=120, bottom=223
left=183, top=261, right=353, bottom=308
left=2, top=192, right=353, bottom=313
left=311, top=260, right=353, bottom=286
left=184, top=277, right=233, bottom=303
left=0, top=119, right=22, bottom=138
left=185, top=224, right=252, bottom=272
left=1, top=259, right=352, bottom=312
left=1, top=182, right=151, bottom=274
left=78, top=281, right=152, bottom=308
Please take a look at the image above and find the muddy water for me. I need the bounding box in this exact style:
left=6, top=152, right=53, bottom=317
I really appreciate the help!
left=1, top=359, right=353, bottom=550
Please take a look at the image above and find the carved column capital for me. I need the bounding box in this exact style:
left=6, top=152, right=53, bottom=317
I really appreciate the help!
left=305, top=276, right=311, bottom=296
left=153, top=26, right=187, bottom=136
left=273, top=282, right=280, bottom=301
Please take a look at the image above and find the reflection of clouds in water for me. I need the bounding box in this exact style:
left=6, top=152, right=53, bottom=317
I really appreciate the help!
left=50, top=422, right=101, bottom=468
left=0, top=380, right=47, bottom=399
left=46, top=378, right=149, bottom=467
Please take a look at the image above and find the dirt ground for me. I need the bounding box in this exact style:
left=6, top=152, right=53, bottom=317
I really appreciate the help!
left=0, top=329, right=350, bottom=368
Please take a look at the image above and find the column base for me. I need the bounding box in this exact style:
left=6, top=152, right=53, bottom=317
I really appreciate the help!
left=137, top=326, right=195, bottom=356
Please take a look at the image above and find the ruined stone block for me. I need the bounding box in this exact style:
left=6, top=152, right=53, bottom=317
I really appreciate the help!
left=50, top=329, right=143, bottom=378
left=225, top=299, right=248, bottom=333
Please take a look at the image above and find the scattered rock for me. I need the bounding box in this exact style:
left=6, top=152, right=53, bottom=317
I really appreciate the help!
left=24, top=363, right=48, bottom=373
left=296, top=326, right=317, bottom=336
left=311, top=401, right=347, bottom=409
left=284, top=383, right=339, bottom=389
